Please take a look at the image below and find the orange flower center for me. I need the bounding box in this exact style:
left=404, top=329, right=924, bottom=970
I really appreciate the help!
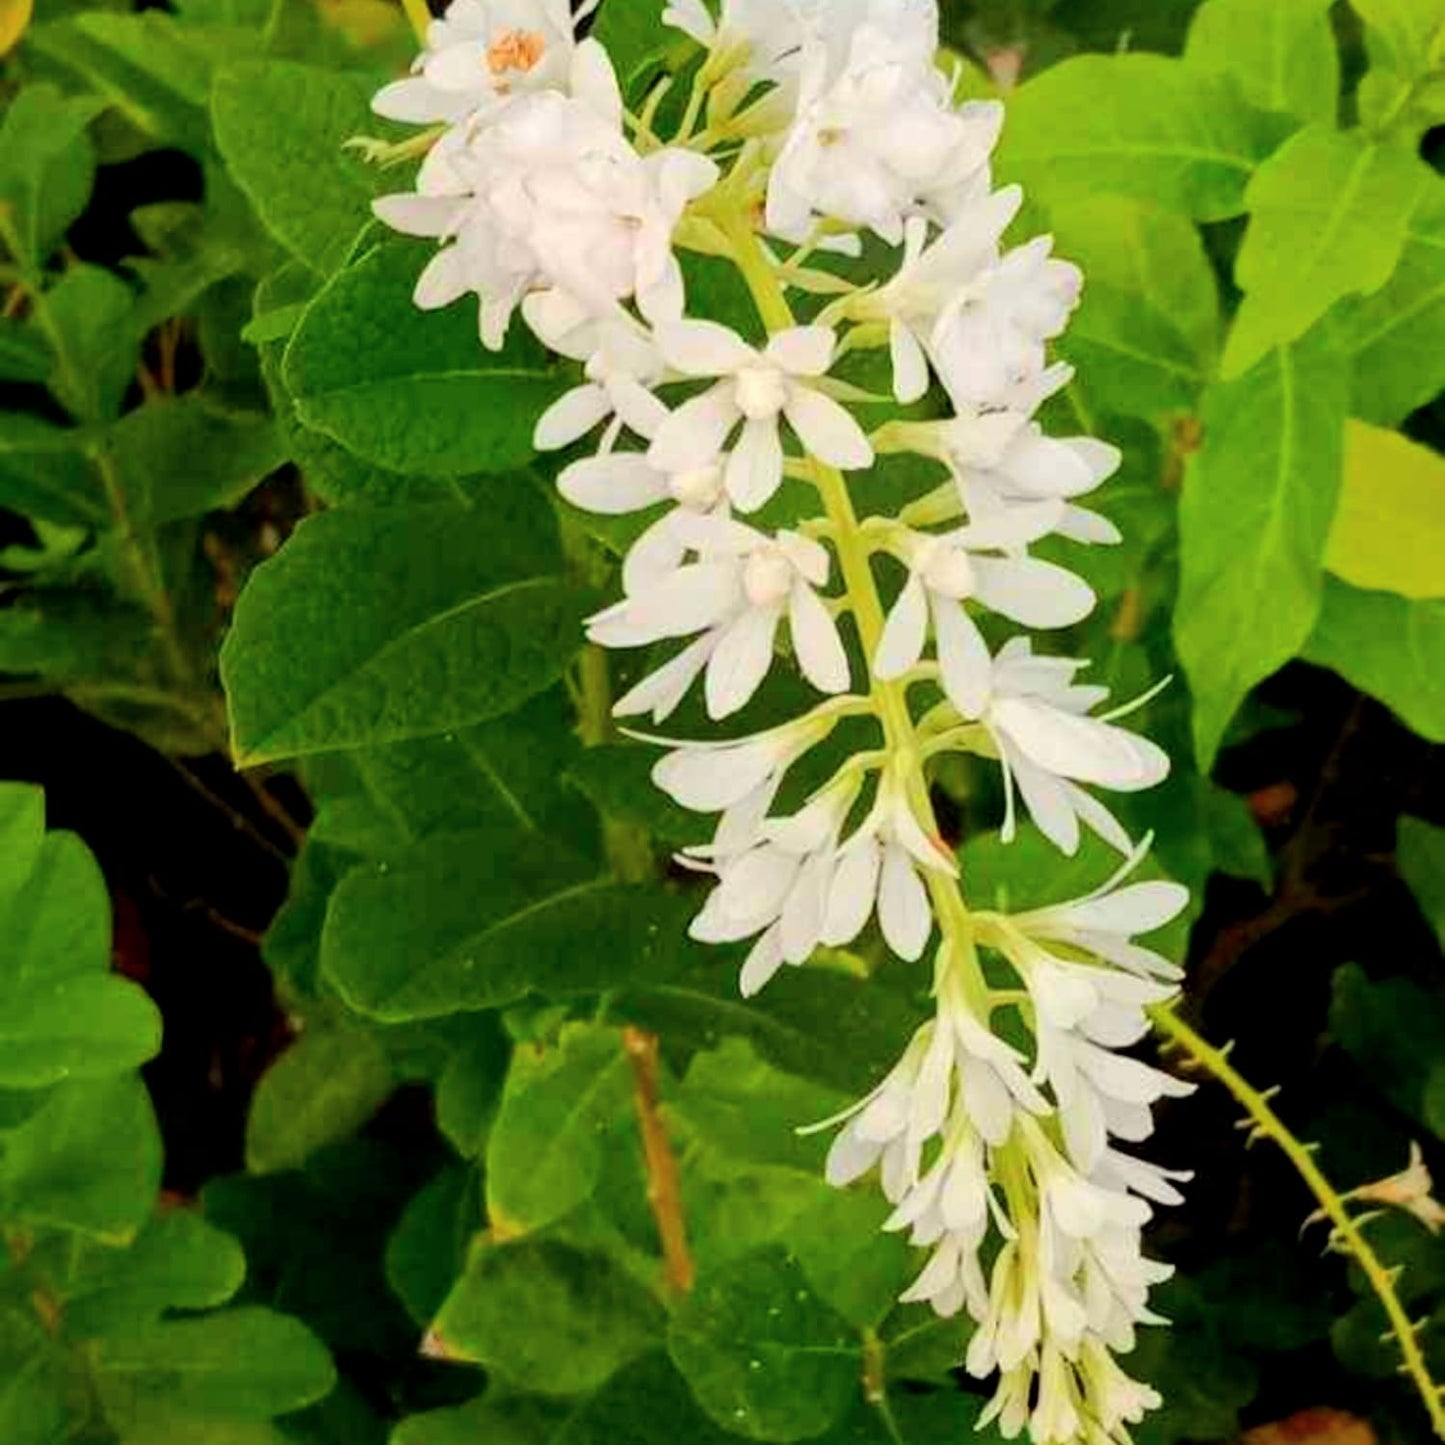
left=485, top=28, right=546, bottom=76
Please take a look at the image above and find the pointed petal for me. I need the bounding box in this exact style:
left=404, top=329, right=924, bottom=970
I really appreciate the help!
left=875, top=573, right=929, bottom=680
left=784, top=387, right=874, bottom=470
left=973, top=556, right=1096, bottom=628
left=766, top=325, right=836, bottom=377
left=587, top=562, right=741, bottom=646
left=706, top=604, right=783, bottom=718
left=725, top=418, right=785, bottom=512
left=878, top=843, right=932, bottom=961
left=740, top=924, right=786, bottom=997
left=623, top=515, right=689, bottom=596
left=536, top=385, right=613, bottom=452
left=891, top=321, right=930, bottom=404
left=932, top=595, right=991, bottom=719
left=789, top=583, right=850, bottom=695
left=613, top=633, right=716, bottom=722
left=822, top=837, right=882, bottom=945
left=655, top=319, right=756, bottom=376
left=648, top=387, right=739, bottom=472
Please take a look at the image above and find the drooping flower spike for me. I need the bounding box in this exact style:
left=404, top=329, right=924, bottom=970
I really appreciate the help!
left=369, top=3, right=1188, bottom=1439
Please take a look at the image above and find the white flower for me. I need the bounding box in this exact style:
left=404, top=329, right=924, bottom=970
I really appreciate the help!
left=766, top=13, right=1003, bottom=245
left=588, top=518, right=849, bottom=719
left=372, top=0, right=586, bottom=126
left=527, top=295, right=669, bottom=449
left=373, top=65, right=719, bottom=346
left=818, top=769, right=957, bottom=962
left=972, top=639, right=1171, bottom=858
left=662, top=0, right=812, bottom=84
left=874, top=509, right=1096, bottom=716
left=648, top=321, right=873, bottom=512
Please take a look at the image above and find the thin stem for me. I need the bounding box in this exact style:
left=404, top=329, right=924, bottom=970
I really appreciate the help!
left=400, top=0, right=431, bottom=45
left=717, top=206, right=991, bottom=1012
left=1152, top=1006, right=1445, bottom=1440
left=623, top=1027, right=695, bottom=1297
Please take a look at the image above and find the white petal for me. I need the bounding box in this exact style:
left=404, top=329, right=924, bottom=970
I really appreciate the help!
left=587, top=562, right=741, bottom=646
left=972, top=557, right=1096, bottom=629
left=960, top=1057, right=1014, bottom=1147
left=655, top=318, right=756, bottom=376
left=558, top=452, right=667, bottom=513
left=706, top=604, right=783, bottom=718
left=878, top=843, right=931, bottom=961
left=740, top=925, right=787, bottom=998
left=725, top=418, right=785, bottom=512
left=649, top=387, right=740, bottom=472
left=373, top=193, right=466, bottom=238
left=784, top=387, right=874, bottom=470
left=781, top=855, right=830, bottom=964
left=623, top=515, right=689, bottom=597
left=1010, top=750, right=1081, bottom=856
left=932, top=595, right=991, bottom=720
left=613, top=634, right=716, bottom=722
left=826, top=1122, right=882, bottom=1187
left=875, top=573, right=929, bottom=680
left=537, top=385, right=614, bottom=452
left=890, top=321, right=930, bottom=405
left=789, top=583, right=850, bottom=695
left=822, top=837, right=882, bottom=945
left=766, top=325, right=836, bottom=377
left=411, top=248, right=469, bottom=310
left=992, top=699, right=1170, bottom=791
left=1057, top=882, right=1191, bottom=938
left=653, top=737, right=778, bottom=811
left=570, top=37, right=623, bottom=127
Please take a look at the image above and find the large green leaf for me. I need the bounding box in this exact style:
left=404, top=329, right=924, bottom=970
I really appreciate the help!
left=212, top=62, right=381, bottom=277
left=998, top=54, right=1288, bottom=221
left=668, top=1247, right=861, bottom=1443
left=0, top=415, right=104, bottom=528
left=486, top=1023, right=636, bottom=1236
left=1175, top=337, right=1348, bottom=767
left=0, top=86, right=102, bottom=270
left=43, top=264, right=140, bottom=423
left=1047, top=196, right=1220, bottom=417
left=432, top=1239, right=663, bottom=1394
left=221, top=497, right=583, bottom=763
left=0, top=1305, right=68, bottom=1445
left=92, top=1308, right=336, bottom=1424
left=1304, top=579, right=1445, bottom=743
left=1325, top=422, right=1445, bottom=601
left=0, top=319, right=52, bottom=384
left=1333, top=180, right=1445, bottom=427
left=1184, top=0, right=1338, bottom=124
left=282, top=241, right=565, bottom=477
left=391, top=1396, right=568, bottom=1445
left=321, top=835, right=691, bottom=1021
left=1223, top=125, right=1426, bottom=377
left=245, top=1020, right=395, bottom=1174
left=0, top=785, right=161, bottom=1091
left=0, top=1074, right=161, bottom=1242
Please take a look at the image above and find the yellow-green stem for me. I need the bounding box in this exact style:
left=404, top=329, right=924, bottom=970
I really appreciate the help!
left=400, top=0, right=431, bottom=45
left=1152, top=1005, right=1445, bottom=1440
left=717, top=208, right=990, bottom=1012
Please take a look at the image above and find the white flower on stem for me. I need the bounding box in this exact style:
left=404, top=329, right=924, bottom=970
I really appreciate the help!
left=374, top=65, right=719, bottom=346
left=526, top=294, right=669, bottom=449
left=933, top=409, right=1124, bottom=547
left=820, top=768, right=957, bottom=961
left=1338, top=1142, right=1445, bottom=1235
left=874, top=508, right=1096, bottom=717
left=560, top=449, right=731, bottom=597
left=372, top=0, right=591, bottom=126
left=663, top=0, right=813, bottom=82
left=766, top=14, right=1003, bottom=246
left=588, top=518, right=849, bottom=720
left=970, top=639, right=1171, bottom=858
left=648, top=321, right=873, bottom=513
left=687, top=776, right=863, bottom=995
left=1077, top=1338, right=1162, bottom=1434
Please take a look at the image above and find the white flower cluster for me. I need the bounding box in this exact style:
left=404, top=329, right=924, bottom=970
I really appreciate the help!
left=370, top=3, right=1189, bottom=1441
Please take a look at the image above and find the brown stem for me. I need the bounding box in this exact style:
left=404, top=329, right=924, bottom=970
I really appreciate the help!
left=622, top=1027, right=694, bottom=1297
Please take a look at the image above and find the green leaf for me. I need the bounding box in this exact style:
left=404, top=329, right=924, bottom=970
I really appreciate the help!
left=28, top=12, right=254, bottom=152
left=1175, top=337, right=1348, bottom=767
left=0, top=1074, right=161, bottom=1242
left=391, top=1396, right=567, bottom=1445
left=1400, top=816, right=1445, bottom=951
left=589, top=0, right=675, bottom=88
left=322, top=839, right=690, bottom=1021
left=0, top=85, right=101, bottom=270
left=1353, top=0, right=1445, bottom=140
left=245, top=1021, right=395, bottom=1174
left=0, top=414, right=104, bottom=528
left=1046, top=195, right=1220, bottom=416
left=1326, top=422, right=1445, bottom=600
left=668, top=1247, right=860, bottom=1443
left=221, top=497, right=582, bottom=763
left=785, top=1190, right=912, bottom=1334
left=282, top=240, right=565, bottom=477
left=385, top=1166, right=478, bottom=1328
left=0, top=597, right=152, bottom=685
left=0, top=807, right=161, bottom=1088
left=434, top=1013, right=510, bottom=1158
left=1223, top=125, right=1426, bottom=377
left=997, top=54, right=1288, bottom=221
left=1329, top=961, right=1445, bottom=1122
left=1304, top=578, right=1445, bottom=743
left=565, top=745, right=700, bottom=848
left=486, top=1023, right=635, bottom=1236
left=1185, top=0, right=1339, bottom=124
left=553, top=1353, right=744, bottom=1445
left=0, top=1305, right=68, bottom=1445
left=63, top=1211, right=246, bottom=1338
left=1332, top=181, right=1445, bottom=426
left=109, top=396, right=284, bottom=524
left=432, top=1239, right=663, bottom=1394
left=212, top=62, right=381, bottom=277
left=43, top=264, right=140, bottom=423
left=0, top=319, right=51, bottom=384
left=92, top=1307, right=336, bottom=1424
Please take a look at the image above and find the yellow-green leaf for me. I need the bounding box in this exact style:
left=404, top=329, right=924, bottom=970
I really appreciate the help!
left=1327, top=421, right=1445, bottom=600
left=0, top=0, right=33, bottom=56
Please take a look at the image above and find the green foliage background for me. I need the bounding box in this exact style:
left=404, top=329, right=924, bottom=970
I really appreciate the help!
left=1, top=0, right=1445, bottom=1441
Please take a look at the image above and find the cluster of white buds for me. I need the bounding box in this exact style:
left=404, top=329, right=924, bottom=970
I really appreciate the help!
left=370, top=2, right=1190, bottom=1440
